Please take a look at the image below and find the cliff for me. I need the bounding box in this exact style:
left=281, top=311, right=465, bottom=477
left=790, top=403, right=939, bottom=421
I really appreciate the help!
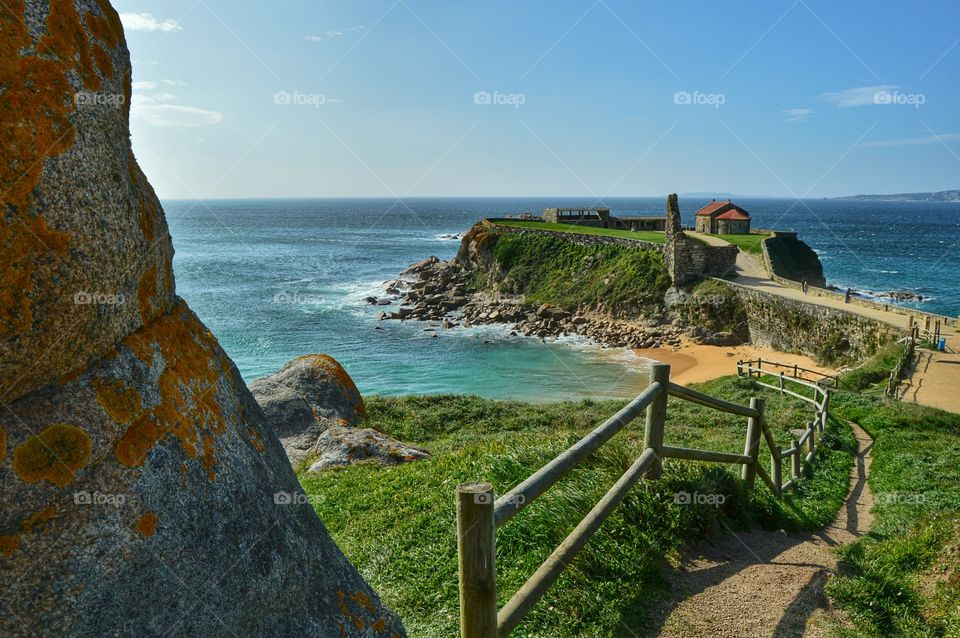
left=763, top=232, right=827, bottom=288
left=456, top=221, right=672, bottom=318
left=0, top=2, right=404, bottom=636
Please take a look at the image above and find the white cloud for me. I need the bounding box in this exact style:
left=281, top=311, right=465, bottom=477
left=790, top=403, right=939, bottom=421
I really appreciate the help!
left=861, top=132, right=960, bottom=147
left=120, top=13, right=183, bottom=32
left=306, top=25, right=365, bottom=42
left=131, top=95, right=222, bottom=128
left=132, top=81, right=158, bottom=91
left=823, top=85, right=899, bottom=107
left=782, top=108, right=813, bottom=122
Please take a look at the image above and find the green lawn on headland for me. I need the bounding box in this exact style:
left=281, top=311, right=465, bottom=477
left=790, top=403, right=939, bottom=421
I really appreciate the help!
left=298, top=377, right=856, bottom=637
left=494, top=220, right=666, bottom=244
left=713, top=232, right=769, bottom=255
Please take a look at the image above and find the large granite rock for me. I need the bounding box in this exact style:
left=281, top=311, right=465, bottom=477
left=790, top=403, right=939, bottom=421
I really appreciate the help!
left=0, top=2, right=405, bottom=636
left=249, top=355, right=368, bottom=465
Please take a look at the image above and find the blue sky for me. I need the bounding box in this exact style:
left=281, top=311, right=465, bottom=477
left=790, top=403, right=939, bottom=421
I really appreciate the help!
left=114, top=0, right=960, bottom=199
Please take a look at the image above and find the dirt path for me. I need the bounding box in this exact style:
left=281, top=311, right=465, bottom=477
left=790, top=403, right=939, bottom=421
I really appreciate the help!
left=646, top=421, right=874, bottom=638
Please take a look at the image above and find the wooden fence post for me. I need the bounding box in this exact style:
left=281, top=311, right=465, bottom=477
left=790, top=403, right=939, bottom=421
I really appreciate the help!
left=791, top=443, right=801, bottom=479
left=741, top=397, right=764, bottom=487
left=644, top=363, right=670, bottom=479
left=457, top=482, right=497, bottom=638
left=820, top=390, right=830, bottom=432
left=772, top=446, right=782, bottom=497
left=779, top=371, right=785, bottom=395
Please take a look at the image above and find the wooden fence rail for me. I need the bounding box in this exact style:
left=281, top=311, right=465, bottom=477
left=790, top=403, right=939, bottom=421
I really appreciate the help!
left=457, top=360, right=832, bottom=637
left=736, top=357, right=846, bottom=389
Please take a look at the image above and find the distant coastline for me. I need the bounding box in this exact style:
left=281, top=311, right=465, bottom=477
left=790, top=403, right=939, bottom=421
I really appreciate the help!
left=832, top=189, right=960, bottom=202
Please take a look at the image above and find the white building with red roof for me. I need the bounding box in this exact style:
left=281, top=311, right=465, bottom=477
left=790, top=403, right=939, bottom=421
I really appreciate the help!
left=693, top=200, right=751, bottom=235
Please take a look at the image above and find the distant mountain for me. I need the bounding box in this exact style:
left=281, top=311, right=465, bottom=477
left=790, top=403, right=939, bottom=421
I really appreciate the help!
left=834, top=189, right=960, bottom=202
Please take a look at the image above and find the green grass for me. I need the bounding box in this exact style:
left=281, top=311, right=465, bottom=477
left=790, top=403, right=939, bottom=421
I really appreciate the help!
left=298, top=377, right=855, bottom=637
left=711, top=232, right=769, bottom=255
left=838, top=341, right=907, bottom=391
left=495, top=220, right=666, bottom=244
left=825, top=394, right=960, bottom=637
left=482, top=230, right=672, bottom=317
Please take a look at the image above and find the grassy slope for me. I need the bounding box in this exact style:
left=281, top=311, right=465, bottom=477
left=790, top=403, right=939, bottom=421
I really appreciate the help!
left=299, top=378, right=855, bottom=637
left=488, top=230, right=672, bottom=315
left=494, top=220, right=666, bottom=244
left=824, top=377, right=960, bottom=637
left=713, top=232, right=768, bottom=255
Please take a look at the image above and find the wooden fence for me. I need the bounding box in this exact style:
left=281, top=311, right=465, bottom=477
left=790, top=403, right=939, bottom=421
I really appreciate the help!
left=456, top=361, right=831, bottom=637
left=886, top=330, right=917, bottom=398
left=735, top=356, right=846, bottom=390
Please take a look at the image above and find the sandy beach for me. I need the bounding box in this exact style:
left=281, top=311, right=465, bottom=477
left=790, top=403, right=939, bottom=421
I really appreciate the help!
left=633, top=341, right=835, bottom=386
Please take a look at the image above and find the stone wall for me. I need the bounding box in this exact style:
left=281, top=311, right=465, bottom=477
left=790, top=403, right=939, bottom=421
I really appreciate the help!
left=714, top=280, right=904, bottom=364
left=670, top=235, right=739, bottom=284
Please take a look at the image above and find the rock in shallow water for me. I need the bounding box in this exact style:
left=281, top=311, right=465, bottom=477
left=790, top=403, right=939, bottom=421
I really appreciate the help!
left=0, top=2, right=404, bottom=635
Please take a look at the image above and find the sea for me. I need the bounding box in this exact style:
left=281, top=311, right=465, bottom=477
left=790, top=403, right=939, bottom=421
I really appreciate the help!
left=165, top=197, right=960, bottom=402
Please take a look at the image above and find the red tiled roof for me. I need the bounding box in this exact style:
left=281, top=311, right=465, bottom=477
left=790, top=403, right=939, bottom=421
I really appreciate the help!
left=694, top=201, right=731, bottom=216
left=715, top=209, right=750, bottom=221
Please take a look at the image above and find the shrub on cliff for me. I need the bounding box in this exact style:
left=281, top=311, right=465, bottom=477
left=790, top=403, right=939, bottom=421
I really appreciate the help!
left=487, top=231, right=672, bottom=316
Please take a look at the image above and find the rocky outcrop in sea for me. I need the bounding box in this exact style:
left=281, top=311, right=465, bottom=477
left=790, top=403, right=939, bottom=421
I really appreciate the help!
left=377, top=256, right=687, bottom=350
left=0, top=3, right=404, bottom=635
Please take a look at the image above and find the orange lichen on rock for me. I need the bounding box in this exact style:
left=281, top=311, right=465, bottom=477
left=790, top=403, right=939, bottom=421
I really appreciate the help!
left=93, top=378, right=143, bottom=424
left=0, top=534, right=20, bottom=558
left=247, top=428, right=266, bottom=453
left=137, top=265, right=158, bottom=324
left=138, top=195, right=156, bottom=242
left=84, top=1, right=124, bottom=50
left=91, top=44, right=113, bottom=80
left=297, top=354, right=367, bottom=418
left=135, top=511, right=158, bottom=537
left=0, top=216, right=71, bottom=339
left=115, top=304, right=228, bottom=475
left=21, top=505, right=56, bottom=534
left=40, top=0, right=98, bottom=90
left=12, top=424, right=92, bottom=487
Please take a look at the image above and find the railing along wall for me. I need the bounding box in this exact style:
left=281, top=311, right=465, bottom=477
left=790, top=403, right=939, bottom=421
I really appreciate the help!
left=455, top=361, right=825, bottom=637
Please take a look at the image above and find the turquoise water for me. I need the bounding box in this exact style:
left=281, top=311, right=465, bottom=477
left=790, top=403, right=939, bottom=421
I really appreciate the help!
left=165, top=197, right=960, bottom=401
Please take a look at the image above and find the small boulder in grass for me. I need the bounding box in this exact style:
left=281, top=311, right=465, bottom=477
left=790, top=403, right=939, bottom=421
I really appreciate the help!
left=309, top=427, right=431, bottom=472
left=249, top=354, right=367, bottom=465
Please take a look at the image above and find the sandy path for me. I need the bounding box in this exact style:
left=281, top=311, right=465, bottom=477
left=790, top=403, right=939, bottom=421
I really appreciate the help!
left=645, top=421, right=874, bottom=638
left=900, top=339, right=960, bottom=414
left=633, top=342, right=834, bottom=387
